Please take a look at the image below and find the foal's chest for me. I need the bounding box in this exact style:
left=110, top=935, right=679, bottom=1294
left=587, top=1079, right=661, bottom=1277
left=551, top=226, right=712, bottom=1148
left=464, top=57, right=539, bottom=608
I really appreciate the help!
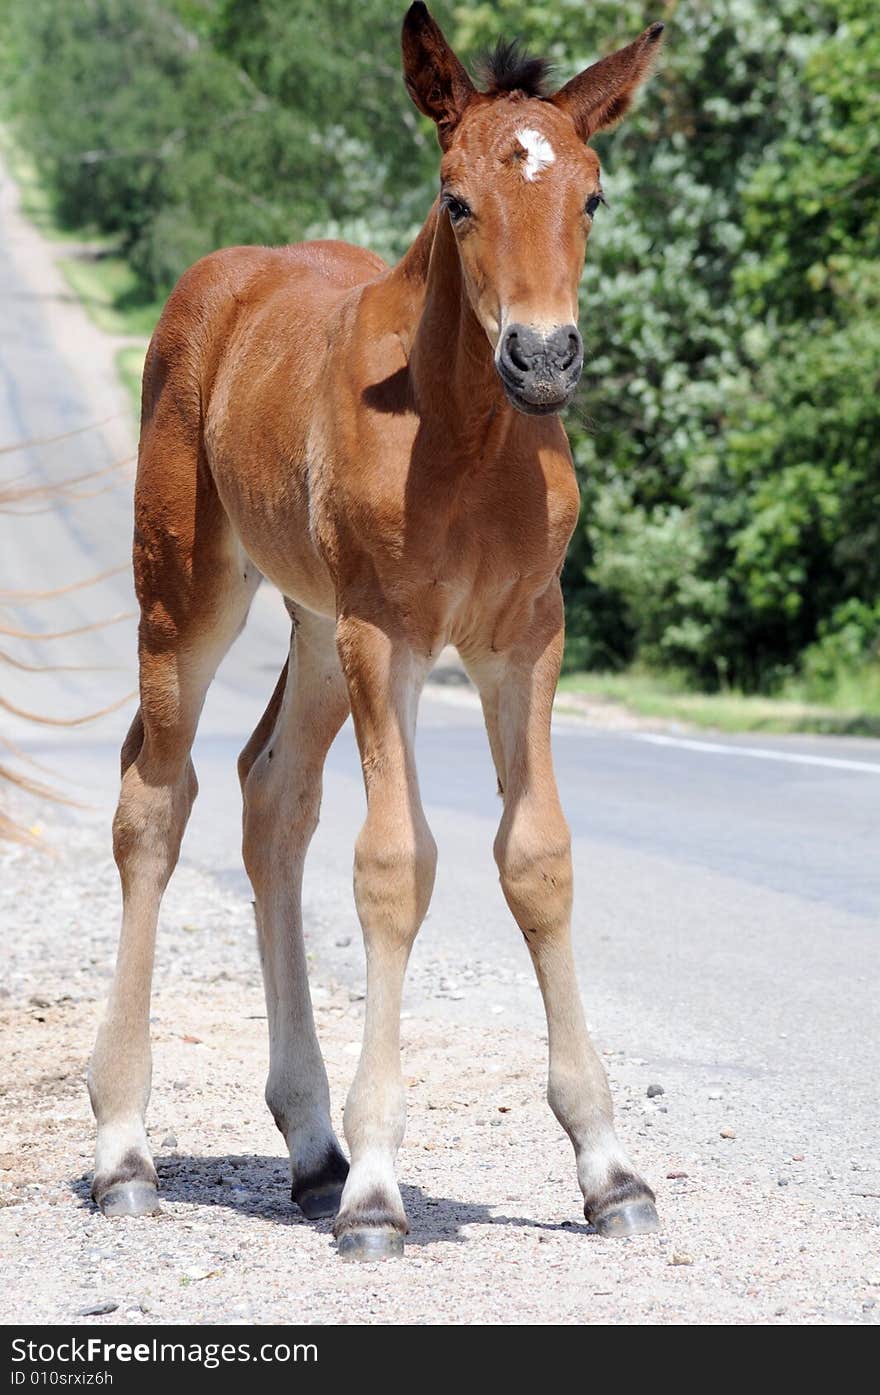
left=324, top=420, right=580, bottom=653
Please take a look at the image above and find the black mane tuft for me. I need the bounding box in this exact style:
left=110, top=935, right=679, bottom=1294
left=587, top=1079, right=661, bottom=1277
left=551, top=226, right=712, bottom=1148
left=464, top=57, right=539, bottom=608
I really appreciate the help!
left=475, top=38, right=553, bottom=99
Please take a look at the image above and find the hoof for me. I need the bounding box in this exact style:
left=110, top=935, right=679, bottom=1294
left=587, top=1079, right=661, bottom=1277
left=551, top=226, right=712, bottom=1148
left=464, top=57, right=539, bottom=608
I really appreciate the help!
left=98, top=1180, right=161, bottom=1218
left=592, top=1199, right=660, bottom=1238
left=337, top=1229, right=405, bottom=1262
left=294, top=1182, right=346, bottom=1221
left=292, top=1149, right=349, bottom=1221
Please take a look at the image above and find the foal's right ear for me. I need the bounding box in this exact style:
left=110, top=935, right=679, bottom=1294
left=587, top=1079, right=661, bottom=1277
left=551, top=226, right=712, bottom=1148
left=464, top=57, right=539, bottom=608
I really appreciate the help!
left=401, top=2, right=476, bottom=150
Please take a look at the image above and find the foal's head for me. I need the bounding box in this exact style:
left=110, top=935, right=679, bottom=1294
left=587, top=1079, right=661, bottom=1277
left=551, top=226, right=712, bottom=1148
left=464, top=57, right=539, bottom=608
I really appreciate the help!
left=402, top=3, right=663, bottom=416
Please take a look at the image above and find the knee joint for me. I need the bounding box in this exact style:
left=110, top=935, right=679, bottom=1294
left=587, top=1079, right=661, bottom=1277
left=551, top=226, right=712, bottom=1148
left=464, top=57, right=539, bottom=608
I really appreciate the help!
left=354, top=826, right=437, bottom=942
left=242, top=755, right=322, bottom=884
left=495, top=821, right=572, bottom=932
left=112, top=759, right=194, bottom=884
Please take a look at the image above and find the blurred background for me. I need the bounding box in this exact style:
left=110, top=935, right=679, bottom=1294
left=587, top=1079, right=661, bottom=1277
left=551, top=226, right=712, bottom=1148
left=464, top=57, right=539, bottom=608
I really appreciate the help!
left=1, top=0, right=878, bottom=730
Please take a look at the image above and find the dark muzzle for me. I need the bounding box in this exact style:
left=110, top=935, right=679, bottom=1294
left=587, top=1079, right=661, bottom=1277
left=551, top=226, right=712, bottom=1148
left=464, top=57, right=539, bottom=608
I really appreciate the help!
left=496, top=322, right=583, bottom=415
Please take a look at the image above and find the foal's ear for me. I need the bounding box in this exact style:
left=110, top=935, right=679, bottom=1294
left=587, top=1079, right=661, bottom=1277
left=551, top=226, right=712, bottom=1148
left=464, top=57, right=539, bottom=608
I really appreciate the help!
left=401, top=2, right=476, bottom=150
left=549, top=22, right=664, bottom=140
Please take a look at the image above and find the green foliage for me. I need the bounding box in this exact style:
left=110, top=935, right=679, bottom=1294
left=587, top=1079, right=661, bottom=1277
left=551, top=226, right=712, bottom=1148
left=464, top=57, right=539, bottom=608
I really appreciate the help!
left=1, top=0, right=454, bottom=282
left=796, top=598, right=880, bottom=704
left=2, top=0, right=878, bottom=698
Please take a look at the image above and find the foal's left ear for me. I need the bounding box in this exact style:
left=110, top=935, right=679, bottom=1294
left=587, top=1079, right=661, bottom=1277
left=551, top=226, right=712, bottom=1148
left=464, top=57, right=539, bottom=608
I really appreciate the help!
left=401, top=2, right=476, bottom=150
left=550, top=22, right=664, bottom=140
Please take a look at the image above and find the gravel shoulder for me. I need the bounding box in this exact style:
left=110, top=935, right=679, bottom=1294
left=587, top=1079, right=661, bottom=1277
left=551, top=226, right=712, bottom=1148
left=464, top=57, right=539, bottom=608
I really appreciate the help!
left=1, top=811, right=878, bottom=1327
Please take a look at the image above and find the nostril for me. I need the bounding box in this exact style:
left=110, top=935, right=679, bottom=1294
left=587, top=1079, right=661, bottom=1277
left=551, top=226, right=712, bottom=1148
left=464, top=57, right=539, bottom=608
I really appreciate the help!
left=505, top=330, right=531, bottom=373
left=559, top=330, right=582, bottom=372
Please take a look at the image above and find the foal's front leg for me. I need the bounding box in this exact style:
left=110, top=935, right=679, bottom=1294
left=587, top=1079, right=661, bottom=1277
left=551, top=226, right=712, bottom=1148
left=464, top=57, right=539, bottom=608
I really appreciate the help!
left=333, top=617, right=437, bottom=1259
left=469, top=585, right=659, bottom=1237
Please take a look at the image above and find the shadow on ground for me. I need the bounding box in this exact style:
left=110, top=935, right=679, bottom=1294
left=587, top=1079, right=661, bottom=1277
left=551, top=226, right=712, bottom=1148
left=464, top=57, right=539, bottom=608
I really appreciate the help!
left=70, top=1153, right=594, bottom=1246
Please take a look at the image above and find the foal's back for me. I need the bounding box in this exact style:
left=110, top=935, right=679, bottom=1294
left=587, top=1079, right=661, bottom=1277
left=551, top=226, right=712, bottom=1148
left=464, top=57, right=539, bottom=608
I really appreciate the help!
left=145, top=238, right=387, bottom=434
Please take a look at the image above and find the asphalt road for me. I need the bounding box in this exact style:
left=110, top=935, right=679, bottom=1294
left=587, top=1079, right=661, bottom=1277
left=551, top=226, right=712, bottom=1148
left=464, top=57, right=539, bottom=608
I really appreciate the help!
left=2, top=155, right=879, bottom=1321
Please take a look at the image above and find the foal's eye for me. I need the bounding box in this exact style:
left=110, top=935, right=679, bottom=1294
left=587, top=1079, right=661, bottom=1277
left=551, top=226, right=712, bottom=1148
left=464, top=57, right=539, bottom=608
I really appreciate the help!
left=585, top=193, right=606, bottom=219
left=444, top=195, right=472, bottom=225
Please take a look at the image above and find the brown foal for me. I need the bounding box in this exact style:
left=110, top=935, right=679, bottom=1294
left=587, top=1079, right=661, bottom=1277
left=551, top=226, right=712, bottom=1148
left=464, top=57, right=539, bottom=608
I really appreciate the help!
left=89, top=3, right=664, bottom=1259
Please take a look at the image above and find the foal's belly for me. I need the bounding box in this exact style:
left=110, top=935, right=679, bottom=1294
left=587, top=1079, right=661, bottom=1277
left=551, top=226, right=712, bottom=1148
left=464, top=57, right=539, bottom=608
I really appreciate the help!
left=214, top=472, right=338, bottom=620
left=205, top=376, right=339, bottom=618
left=205, top=400, right=336, bottom=616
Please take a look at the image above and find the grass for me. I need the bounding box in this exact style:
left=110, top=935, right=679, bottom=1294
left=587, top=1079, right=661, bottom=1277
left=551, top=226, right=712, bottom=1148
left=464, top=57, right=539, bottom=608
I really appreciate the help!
left=784, top=662, right=880, bottom=718
left=557, top=668, right=880, bottom=737
left=58, top=254, right=161, bottom=339
left=57, top=252, right=157, bottom=418
left=57, top=255, right=155, bottom=419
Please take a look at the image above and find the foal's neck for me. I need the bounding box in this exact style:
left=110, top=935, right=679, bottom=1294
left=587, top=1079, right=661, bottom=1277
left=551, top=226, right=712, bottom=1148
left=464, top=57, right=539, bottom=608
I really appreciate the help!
left=394, top=202, right=511, bottom=453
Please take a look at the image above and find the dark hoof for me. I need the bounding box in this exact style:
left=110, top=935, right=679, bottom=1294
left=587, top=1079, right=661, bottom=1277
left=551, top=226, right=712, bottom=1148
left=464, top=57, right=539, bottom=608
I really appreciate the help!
left=337, top=1229, right=405, bottom=1262
left=292, top=1149, right=349, bottom=1221
left=592, top=1199, right=660, bottom=1238
left=98, top=1180, right=161, bottom=1218
left=294, top=1182, right=346, bottom=1221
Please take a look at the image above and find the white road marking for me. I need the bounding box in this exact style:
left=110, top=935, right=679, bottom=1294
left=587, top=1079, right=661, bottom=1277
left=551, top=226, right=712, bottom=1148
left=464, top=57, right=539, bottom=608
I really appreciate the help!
left=634, top=732, right=880, bottom=775
left=516, top=128, right=555, bottom=181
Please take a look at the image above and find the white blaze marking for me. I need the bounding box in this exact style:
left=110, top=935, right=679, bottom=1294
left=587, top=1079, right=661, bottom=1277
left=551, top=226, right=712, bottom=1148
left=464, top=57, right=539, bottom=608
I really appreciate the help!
left=516, top=127, right=555, bottom=181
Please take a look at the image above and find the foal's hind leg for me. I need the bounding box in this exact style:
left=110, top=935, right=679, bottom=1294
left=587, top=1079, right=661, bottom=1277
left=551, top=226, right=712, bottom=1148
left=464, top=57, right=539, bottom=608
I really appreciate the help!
left=239, top=607, right=351, bottom=1219
left=466, top=583, right=658, bottom=1238
left=90, top=607, right=254, bottom=1212
left=89, top=411, right=259, bottom=1215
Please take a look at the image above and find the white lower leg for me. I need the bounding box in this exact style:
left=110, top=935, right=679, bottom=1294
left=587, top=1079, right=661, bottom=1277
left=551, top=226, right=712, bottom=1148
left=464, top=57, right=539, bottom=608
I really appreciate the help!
left=333, top=624, right=435, bottom=1254
left=531, top=933, right=656, bottom=1225
left=89, top=757, right=195, bottom=1209
left=336, top=943, right=410, bottom=1233
left=255, top=881, right=348, bottom=1207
